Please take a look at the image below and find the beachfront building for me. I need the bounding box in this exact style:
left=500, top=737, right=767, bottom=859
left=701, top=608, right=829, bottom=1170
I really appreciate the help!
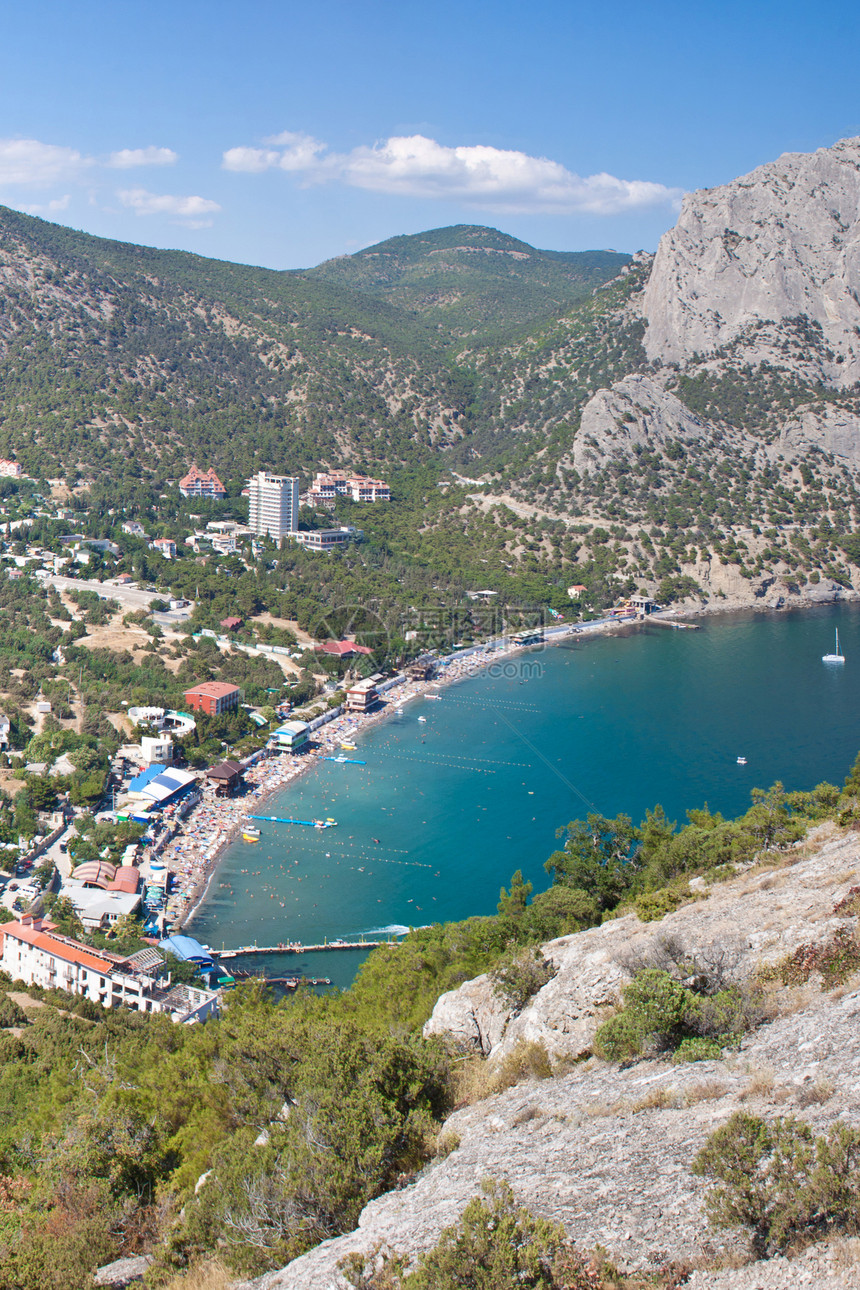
left=127, top=765, right=199, bottom=809
left=630, top=595, right=657, bottom=615
left=344, top=677, right=380, bottom=713
left=206, top=759, right=245, bottom=796
left=0, top=916, right=219, bottom=1021
left=179, top=466, right=227, bottom=500
left=271, top=720, right=309, bottom=752
left=184, top=682, right=241, bottom=716
left=248, top=472, right=300, bottom=541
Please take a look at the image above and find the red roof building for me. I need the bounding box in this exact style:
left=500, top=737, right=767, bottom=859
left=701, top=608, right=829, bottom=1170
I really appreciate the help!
left=184, top=682, right=241, bottom=716
left=318, top=640, right=374, bottom=658
left=179, top=466, right=227, bottom=499
left=220, top=616, right=243, bottom=630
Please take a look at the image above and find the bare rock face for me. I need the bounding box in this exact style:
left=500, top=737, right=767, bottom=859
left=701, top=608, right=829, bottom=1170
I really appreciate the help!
left=771, top=403, right=860, bottom=468
left=428, top=824, right=856, bottom=1069
left=643, top=136, right=860, bottom=384
left=571, top=373, right=714, bottom=474
left=421, top=974, right=508, bottom=1055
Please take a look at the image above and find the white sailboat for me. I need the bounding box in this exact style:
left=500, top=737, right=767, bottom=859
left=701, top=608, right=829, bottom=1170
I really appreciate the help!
left=822, top=628, right=845, bottom=664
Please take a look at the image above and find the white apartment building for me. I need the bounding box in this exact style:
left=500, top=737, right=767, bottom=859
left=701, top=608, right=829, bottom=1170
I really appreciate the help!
left=247, top=472, right=300, bottom=540
left=0, top=916, right=219, bottom=1021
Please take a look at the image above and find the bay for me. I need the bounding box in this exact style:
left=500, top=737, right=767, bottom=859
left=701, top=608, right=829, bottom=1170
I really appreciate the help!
left=191, top=603, right=860, bottom=987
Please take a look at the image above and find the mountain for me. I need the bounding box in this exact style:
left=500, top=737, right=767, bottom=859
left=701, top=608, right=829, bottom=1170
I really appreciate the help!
left=3, top=139, right=860, bottom=613
left=306, top=224, right=630, bottom=340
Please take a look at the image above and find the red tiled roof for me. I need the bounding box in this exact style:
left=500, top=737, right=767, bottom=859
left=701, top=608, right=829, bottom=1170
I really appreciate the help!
left=318, top=640, right=373, bottom=657
left=3, top=920, right=115, bottom=975
left=179, top=466, right=226, bottom=491
left=184, top=682, right=240, bottom=699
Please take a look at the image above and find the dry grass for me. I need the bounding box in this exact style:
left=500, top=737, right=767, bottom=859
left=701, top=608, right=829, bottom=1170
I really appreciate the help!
left=432, top=1129, right=460, bottom=1159
left=450, top=1041, right=553, bottom=1104
left=739, top=1066, right=775, bottom=1100
left=630, top=1086, right=679, bottom=1114
left=795, top=1077, right=835, bottom=1107
left=163, top=1260, right=232, bottom=1290
left=829, top=1235, right=860, bottom=1270
left=684, top=1079, right=726, bottom=1106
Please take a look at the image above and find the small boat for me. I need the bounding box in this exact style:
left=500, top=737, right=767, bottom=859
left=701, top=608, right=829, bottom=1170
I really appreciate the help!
left=417, top=716, right=427, bottom=723
left=243, top=829, right=261, bottom=842
left=823, top=629, right=845, bottom=664
left=737, top=757, right=747, bottom=766
left=341, top=742, right=357, bottom=750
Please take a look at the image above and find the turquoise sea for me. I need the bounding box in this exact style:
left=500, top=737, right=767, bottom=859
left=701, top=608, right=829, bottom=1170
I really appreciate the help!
left=191, top=604, right=860, bottom=987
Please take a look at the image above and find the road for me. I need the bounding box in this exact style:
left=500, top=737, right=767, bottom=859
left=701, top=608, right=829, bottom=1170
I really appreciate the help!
left=43, top=574, right=160, bottom=612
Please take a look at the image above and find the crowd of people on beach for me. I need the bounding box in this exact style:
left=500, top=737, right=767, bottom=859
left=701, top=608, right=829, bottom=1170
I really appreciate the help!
left=156, top=644, right=514, bottom=926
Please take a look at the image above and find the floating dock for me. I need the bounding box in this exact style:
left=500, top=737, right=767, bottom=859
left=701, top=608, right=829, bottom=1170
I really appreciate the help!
left=218, top=939, right=395, bottom=959
left=323, top=756, right=366, bottom=765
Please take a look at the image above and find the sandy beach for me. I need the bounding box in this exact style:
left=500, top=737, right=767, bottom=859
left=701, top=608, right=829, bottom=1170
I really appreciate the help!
left=161, top=637, right=535, bottom=929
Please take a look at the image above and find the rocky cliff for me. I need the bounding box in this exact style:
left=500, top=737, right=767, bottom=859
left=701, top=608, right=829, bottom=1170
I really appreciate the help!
left=248, top=823, right=860, bottom=1289
left=642, top=136, right=860, bottom=386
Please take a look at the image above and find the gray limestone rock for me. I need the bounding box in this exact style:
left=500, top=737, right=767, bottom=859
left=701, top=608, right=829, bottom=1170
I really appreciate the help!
left=643, top=136, right=860, bottom=385
left=571, top=373, right=715, bottom=474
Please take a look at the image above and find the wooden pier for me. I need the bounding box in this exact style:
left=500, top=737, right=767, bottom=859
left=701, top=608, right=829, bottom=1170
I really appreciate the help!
left=650, top=619, right=700, bottom=630
left=217, top=939, right=397, bottom=959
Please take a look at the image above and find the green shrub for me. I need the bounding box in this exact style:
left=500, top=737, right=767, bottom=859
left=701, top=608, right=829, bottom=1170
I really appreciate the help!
left=593, top=969, right=760, bottom=1063
left=672, top=1037, right=724, bottom=1063
left=634, top=884, right=697, bottom=922
left=490, top=949, right=555, bottom=1012
left=693, top=1112, right=860, bottom=1255
left=0, top=993, right=26, bottom=1028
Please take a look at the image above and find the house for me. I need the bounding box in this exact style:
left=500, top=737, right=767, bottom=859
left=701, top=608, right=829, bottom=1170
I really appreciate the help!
left=184, top=683, right=241, bottom=716
left=0, top=712, right=10, bottom=749
left=179, top=467, right=227, bottom=500
left=0, top=460, right=22, bottom=478
left=115, top=573, right=135, bottom=585
left=151, top=538, right=177, bottom=559
left=220, top=616, right=243, bottom=631
left=121, top=521, right=148, bottom=538
left=271, top=720, right=309, bottom=752
left=206, top=759, right=244, bottom=796
left=567, top=585, right=588, bottom=599
left=0, top=917, right=219, bottom=1020
left=317, top=640, right=374, bottom=658
left=344, top=676, right=380, bottom=713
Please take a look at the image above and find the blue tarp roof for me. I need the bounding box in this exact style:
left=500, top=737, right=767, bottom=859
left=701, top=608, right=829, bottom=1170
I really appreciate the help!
left=159, top=934, right=214, bottom=965
left=127, top=764, right=168, bottom=793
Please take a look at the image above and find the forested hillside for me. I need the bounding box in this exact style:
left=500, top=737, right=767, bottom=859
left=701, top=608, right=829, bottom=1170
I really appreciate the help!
left=4, top=132, right=860, bottom=620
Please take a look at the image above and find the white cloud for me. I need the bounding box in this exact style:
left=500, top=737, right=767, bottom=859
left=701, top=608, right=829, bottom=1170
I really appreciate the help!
left=117, top=187, right=221, bottom=225
left=108, top=146, right=178, bottom=169
left=222, top=130, right=682, bottom=215
left=0, top=138, right=92, bottom=186
left=20, top=194, right=71, bottom=214
left=223, top=130, right=325, bottom=174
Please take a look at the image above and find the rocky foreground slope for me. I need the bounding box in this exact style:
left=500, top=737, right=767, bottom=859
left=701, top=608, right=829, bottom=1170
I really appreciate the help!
left=250, top=823, right=860, bottom=1289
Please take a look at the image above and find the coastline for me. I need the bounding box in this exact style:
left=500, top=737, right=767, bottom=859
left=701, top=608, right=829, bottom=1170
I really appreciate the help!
left=168, top=591, right=860, bottom=932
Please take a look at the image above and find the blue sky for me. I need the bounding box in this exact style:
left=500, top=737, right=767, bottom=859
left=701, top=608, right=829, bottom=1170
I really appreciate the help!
left=0, top=0, right=857, bottom=269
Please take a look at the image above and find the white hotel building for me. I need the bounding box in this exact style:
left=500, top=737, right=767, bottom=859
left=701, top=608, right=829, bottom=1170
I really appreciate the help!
left=0, top=916, right=218, bottom=1023
left=247, top=472, right=300, bottom=541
